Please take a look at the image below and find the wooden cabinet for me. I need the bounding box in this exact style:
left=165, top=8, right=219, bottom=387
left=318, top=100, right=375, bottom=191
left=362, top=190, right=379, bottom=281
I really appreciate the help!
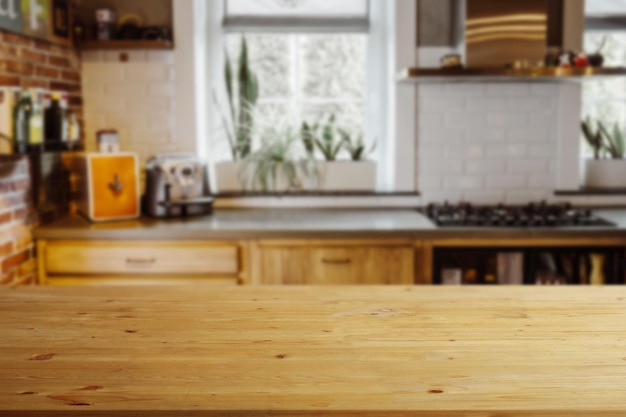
left=250, top=240, right=417, bottom=285
left=38, top=240, right=245, bottom=286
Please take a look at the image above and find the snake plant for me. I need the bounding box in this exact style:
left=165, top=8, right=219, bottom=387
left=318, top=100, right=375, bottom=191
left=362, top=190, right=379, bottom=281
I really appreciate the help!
left=582, top=118, right=626, bottom=160
left=216, top=36, right=259, bottom=161
left=339, top=129, right=376, bottom=161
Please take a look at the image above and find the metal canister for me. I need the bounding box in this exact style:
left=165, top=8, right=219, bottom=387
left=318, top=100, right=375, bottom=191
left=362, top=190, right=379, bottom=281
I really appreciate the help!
left=95, top=8, right=117, bottom=40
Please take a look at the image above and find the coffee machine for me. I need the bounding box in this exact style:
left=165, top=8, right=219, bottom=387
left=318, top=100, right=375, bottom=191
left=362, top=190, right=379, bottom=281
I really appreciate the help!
left=143, top=153, right=213, bottom=218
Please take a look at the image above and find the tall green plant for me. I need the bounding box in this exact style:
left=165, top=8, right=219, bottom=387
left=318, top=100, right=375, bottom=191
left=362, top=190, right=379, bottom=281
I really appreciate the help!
left=218, top=36, right=259, bottom=161
left=581, top=118, right=604, bottom=159
left=598, top=122, right=626, bottom=160
left=581, top=118, right=626, bottom=160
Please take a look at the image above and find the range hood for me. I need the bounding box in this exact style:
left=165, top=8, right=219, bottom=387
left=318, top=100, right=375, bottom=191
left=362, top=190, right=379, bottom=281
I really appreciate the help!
left=400, top=0, right=626, bottom=82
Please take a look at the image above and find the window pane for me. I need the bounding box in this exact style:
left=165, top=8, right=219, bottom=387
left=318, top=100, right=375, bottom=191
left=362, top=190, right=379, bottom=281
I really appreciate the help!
left=586, top=0, right=626, bottom=16
left=226, top=34, right=291, bottom=98
left=226, top=0, right=368, bottom=18
left=302, top=102, right=365, bottom=140
left=224, top=32, right=366, bottom=147
left=301, top=34, right=366, bottom=99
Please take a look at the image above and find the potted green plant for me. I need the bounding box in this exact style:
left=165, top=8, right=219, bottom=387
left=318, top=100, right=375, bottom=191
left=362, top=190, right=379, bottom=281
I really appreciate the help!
left=301, top=115, right=377, bottom=191
left=213, top=36, right=260, bottom=192
left=239, top=124, right=318, bottom=192
left=581, top=117, right=626, bottom=189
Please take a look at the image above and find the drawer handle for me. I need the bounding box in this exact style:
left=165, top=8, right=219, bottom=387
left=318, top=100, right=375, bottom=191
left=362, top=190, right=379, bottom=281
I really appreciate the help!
left=126, top=258, right=156, bottom=265
left=322, top=258, right=352, bottom=265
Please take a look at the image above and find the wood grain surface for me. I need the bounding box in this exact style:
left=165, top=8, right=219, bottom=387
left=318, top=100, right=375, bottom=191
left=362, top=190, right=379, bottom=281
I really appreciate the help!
left=1, top=286, right=626, bottom=416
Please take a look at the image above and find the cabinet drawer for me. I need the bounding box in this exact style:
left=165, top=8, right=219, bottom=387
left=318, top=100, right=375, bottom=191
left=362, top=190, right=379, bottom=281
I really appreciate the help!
left=257, top=244, right=415, bottom=285
left=45, top=241, right=239, bottom=276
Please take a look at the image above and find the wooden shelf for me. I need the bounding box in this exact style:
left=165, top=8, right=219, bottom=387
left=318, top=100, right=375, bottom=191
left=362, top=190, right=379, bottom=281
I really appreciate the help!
left=78, top=40, right=173, bottom=50
left=398, top=67, right=626, bottom=83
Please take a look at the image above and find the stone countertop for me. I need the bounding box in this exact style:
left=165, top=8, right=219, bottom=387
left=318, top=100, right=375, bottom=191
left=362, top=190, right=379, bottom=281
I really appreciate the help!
left=33, top=208, right=626, bottom=240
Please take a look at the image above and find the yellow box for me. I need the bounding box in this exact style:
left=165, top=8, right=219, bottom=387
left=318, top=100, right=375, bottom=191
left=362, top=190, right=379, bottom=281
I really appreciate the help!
left=75, top=152, right=140, bottom=222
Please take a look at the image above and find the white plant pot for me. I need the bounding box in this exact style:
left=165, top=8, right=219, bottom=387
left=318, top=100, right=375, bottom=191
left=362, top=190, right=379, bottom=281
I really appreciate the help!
left=583, top=159, right=626, bottom=189
left=318, top=161, right=377, bottom=192
left=213, top=161, right=244, bottom=193
left=214, top=160, right=377, bottom=193
left=213, top=161, right=295, bottom=192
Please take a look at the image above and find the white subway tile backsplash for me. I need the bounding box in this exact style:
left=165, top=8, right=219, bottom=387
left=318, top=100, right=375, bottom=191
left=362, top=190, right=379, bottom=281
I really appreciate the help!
left=465, top=159, right=506, bottom=174
left=420, top=159, right=463, bottom=174
left=528, top=174, right=554, bottom=189
left=486, top=175, right=527, bottom=189
left=418, top=175, right=443, bottom=190
left=530, top=83, right=559, bottom=96
left=147, top=51, right=175, bottom=63
left=487, top=83, right=529, bottom=96
left=444, top=175, right=484, bottom=189
left=528, top=143, right=556, bottom=157
left=444, top=84, right=487, bottom=97
left=487, top=83, right=530, bottom=97
left=103, top=50, right=147, bottom=63
left=463, top=191, right=505, bottom=205
left=508, top=128, right=552, bottom=143
left=507, top=159, right=550, bottom=174
left=125, top=64, right=170, bottom=82
left=418, top=143, right=444, bottom=158
left=419, top=96, right=465, bottom=111
left=417, top=80, right=563, bottom=204
left=529, top=112, right=554, bottom=128
left=508, top=97, right=554, bottom=112
left=505, top=191, right=550, bottom=205
left=445, top=144, right=484, bottom=159
left=104, top=82, right=148, bottom=97
left=149, top=82, right=176, bottom=97
left=466, top=128, right=507, bottom=143
left=417, top=113, right=444, bottom=129
left=418, top=128, right=465, bottom=144
left=466, top=97, right=508, bottom=112
left=82, top=63, right=126, bottom=83
left=485, top=143, right=528, bottom=158
left=82, top=55, right=179, bottom=163
left=445, top=111, right=486, bottom=128
left=126, top=97, right=172, bottom=114
left=486, top=112, right=528, bottom=128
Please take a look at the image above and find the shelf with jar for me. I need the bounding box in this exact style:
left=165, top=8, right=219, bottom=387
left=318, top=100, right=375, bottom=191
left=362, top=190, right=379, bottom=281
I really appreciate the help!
left=73, top=4, right=174, bottom=51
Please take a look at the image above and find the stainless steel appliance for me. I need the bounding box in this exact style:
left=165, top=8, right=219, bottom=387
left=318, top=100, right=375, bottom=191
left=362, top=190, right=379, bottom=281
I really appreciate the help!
left=423, top=201, right=615, bottom=228
left=143, top=153, right=213, bottom=218
left=424, top=202, right=623, bottom=286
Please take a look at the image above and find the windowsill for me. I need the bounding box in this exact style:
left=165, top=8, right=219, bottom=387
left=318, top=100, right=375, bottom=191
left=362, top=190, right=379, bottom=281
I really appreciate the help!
left=212, top=191, right=420, bottom=198
left=211, top=192, right=422, bottom=209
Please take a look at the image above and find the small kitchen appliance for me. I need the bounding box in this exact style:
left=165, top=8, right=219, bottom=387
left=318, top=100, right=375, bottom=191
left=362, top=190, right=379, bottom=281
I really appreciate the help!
left=75, top=152, right=140, bottom=222
left=143, top=153, right=213, bottom=218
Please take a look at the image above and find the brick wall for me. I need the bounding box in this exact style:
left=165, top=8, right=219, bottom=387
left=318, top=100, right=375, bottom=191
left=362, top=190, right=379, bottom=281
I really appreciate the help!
left=0, top=156, right=36, bottom=285
left=0, top=29, right=82, bottom=285
left=0, top=29, right=83, bottom=131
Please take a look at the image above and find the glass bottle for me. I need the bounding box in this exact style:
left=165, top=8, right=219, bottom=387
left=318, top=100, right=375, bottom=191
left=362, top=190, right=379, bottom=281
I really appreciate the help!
left=12, top=90, right=32, bottom=154
left=29, top=89, right=44, bottom=150
left=44, top=92, right=68, bottom=150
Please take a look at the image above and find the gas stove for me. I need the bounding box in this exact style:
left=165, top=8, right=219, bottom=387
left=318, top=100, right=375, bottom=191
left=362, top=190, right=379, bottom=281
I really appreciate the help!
left=423, top=202, right=615, bottom=228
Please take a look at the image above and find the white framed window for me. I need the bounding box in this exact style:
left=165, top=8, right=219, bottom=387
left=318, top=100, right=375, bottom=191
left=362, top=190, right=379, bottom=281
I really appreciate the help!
left=582, top=0, right=626, bottom=156
left=196, top=0, right=416, bottom=195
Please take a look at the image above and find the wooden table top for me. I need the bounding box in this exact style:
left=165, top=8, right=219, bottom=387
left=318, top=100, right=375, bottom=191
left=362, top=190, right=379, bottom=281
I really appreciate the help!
left=1, top=286, right=626, bottom=417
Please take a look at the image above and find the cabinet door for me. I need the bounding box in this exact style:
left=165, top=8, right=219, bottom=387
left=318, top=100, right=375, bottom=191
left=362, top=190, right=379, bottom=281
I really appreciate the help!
left=257, top=245, right=414, bottom=285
